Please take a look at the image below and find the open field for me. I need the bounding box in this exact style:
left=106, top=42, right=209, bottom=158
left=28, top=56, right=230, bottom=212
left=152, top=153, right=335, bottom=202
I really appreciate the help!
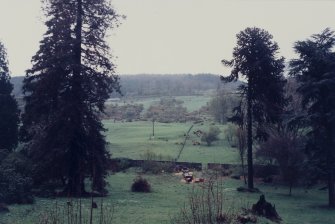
left=2, top=97, right=334, bottom=224
left=1, top=169, right=334, bottom=224
left=104, top=120, right=239, bottom=164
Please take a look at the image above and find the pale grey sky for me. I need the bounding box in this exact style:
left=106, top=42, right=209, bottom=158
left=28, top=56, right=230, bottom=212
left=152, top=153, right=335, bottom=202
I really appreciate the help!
left=0, top=0, right=334, bottom=76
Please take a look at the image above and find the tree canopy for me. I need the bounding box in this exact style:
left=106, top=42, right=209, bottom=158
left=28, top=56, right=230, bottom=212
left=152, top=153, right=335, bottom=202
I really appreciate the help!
left=21, top=0, right=120, bottom=196
left=290, top=28, right=335, bottom=207
left=221, top=27, right=286, bottom=189
left=0, top=41, right=19, bottom=151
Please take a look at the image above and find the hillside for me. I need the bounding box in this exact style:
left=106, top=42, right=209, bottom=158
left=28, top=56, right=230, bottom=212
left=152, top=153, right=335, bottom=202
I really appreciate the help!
left=11, top=74, right=241, bottom=98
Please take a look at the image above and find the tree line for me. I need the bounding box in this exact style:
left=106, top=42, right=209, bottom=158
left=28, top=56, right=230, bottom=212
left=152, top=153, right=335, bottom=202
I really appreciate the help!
left=221, top=27, right=335, bottom=207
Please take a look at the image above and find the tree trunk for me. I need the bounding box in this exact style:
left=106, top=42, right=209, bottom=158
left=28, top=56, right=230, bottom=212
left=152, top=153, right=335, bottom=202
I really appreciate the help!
left=65, top=0, right=84, bottom=197
left=327, top=125, right=335, bottom=207
left=328, top=169, right=334, bottom=207
left=247, top=81, right=254, bottom=189
left=241, top=156, right=247, bottom=185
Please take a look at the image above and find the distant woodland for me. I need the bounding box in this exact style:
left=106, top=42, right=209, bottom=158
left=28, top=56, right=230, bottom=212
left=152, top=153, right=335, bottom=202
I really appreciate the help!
left=11, top=74, right=241, bottom=98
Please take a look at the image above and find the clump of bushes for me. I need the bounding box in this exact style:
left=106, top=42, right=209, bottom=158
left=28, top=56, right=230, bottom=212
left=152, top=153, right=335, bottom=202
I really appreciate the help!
left=0, top=150, right=34, bottom=204
left=131, top=176, right=151, bottom=193
left=38, top=199, right=115, bottom=224
left=171, top=177, right=240, bottom=223
left=201, top=126, right=221, bottom=146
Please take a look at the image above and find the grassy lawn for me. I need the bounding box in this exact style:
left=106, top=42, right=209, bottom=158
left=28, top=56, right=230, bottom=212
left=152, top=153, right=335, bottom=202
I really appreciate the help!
left=104, top=120, right=239, bottom=164
left=1, top=100, right=333, bottom=223
left=1, top=170, right=334, bottom=224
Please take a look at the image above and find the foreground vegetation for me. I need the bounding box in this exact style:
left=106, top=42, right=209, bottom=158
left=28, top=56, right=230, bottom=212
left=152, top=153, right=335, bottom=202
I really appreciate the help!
left=0, top=169, right=334, bottom=224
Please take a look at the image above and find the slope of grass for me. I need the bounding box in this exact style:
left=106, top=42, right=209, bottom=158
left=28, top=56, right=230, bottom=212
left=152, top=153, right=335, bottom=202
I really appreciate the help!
left=104, top=121, right=238, bottom=164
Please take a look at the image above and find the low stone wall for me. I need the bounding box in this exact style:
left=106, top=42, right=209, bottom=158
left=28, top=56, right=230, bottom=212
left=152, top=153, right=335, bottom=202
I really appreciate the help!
left=109, top=158, right=278, bottom=177
left=108, top=158, right=202, bottom=171
left=207, top=163, right=279, bottom=177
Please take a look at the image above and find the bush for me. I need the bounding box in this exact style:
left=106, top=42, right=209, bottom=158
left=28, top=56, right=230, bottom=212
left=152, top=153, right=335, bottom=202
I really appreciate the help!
left=0, top=151, right=34, bottom=204
left=109, top=158, right=132, bottom=172
left=171, top=176, right=241, bottom=223
left=38, top=199, right=115, bottom=224
left=131, top=176, right=151, bottom=193
left=201, top=126, right=221, bottom=146
left=0, top=168, right=34, bottom=204
left=256, top=124, right=305, bottom=195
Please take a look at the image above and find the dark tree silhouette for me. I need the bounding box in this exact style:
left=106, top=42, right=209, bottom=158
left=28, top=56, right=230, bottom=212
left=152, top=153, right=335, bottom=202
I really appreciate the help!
left=0, top=42, right=19, bottom=151
left=21, top=0, right=120, bottom=196
left=221, top=27, right=286, bottom=189
left=290, top=28, right=335, bottom=207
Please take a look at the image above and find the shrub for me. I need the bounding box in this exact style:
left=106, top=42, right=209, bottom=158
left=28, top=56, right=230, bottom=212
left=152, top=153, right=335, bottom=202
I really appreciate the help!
left=201, top=126, right=221, bottom=146
left=171, top=176, right=241, bottom=223
left=0, top=151, right=34, bottom=204
left=131, top=176, right=151, bottom=193
left=38, top=199, right=115, bottom=224
left=110, top=158, right=132, bottom=172
left=256, top=124, right=305, bottom=195
left=0, top=168, right=34, bottom=204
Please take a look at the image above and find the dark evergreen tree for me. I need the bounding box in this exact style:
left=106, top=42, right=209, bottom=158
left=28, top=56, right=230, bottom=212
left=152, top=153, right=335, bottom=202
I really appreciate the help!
left=0, top=41, right=19, bottom=151
left=221, top=27, right=286, bottom=189
left=21, top=0, right=120, bottom=196
left=290, top=28, right=335, bottom=207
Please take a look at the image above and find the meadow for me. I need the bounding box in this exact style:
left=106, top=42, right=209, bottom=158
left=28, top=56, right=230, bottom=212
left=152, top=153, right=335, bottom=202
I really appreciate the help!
left=1, top=169, right=333, bottom=224
left=104, top=120, right=239, bottom=164
left=1, top=96, right=334, bottom=224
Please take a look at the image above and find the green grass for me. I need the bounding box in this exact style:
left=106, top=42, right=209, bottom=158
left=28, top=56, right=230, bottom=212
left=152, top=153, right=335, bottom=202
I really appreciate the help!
left=174, top=95, right=211, bottom=112
left=1, top=97, right=333, bottom=223
left=104, top=120, right=238, bottom=164
left=1, top=170, right=334, bottom=224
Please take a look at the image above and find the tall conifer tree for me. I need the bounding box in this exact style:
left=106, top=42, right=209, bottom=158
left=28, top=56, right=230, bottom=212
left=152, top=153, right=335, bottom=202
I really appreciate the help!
left=290, top=28, right=335, bottom=207
left=21, top=0, right=120, bottom=196
left=0, top=41, right=19, bottom=151
left=221, top=27, right=286, bottom=189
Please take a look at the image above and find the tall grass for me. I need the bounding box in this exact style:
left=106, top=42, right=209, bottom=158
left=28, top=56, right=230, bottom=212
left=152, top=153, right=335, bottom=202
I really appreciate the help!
left=37, top=198, right=114, bottom=224
left=172, top=173, right=241, bottom=224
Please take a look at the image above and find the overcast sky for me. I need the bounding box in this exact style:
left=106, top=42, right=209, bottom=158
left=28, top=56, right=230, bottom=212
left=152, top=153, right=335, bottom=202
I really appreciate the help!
left=0, top=0, right=334, bottom=76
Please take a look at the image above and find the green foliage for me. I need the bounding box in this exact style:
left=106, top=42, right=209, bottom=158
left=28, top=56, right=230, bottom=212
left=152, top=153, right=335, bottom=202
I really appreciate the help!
left=221, top=27, right=287, bottom=189
left=104, top=121, right=238, bottom=164
left=115, top=74, right=240, bottom=98
left=131, top=176, right=151, bottom=193
left=0, top=151, right=33, bottom=204
left=20, top=0, right=121, bottom=196
left=102, top=103, right=144, bottom=121
left=37, top=200, right=115, bottom=224
left=0, top=41, right=19, bottom=151
left=201, top=126, right=221, bottom=146
left=257, top=124, right=305, bottom=195
left=146, top=98, right=188, bottom=123
left=289, top=28, right=335, bottom=206
left=208, top=87, right=239, bottom=124
left=172, top=177, right=241, bottom=224
left=2, top=171, right=335, bottom=223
